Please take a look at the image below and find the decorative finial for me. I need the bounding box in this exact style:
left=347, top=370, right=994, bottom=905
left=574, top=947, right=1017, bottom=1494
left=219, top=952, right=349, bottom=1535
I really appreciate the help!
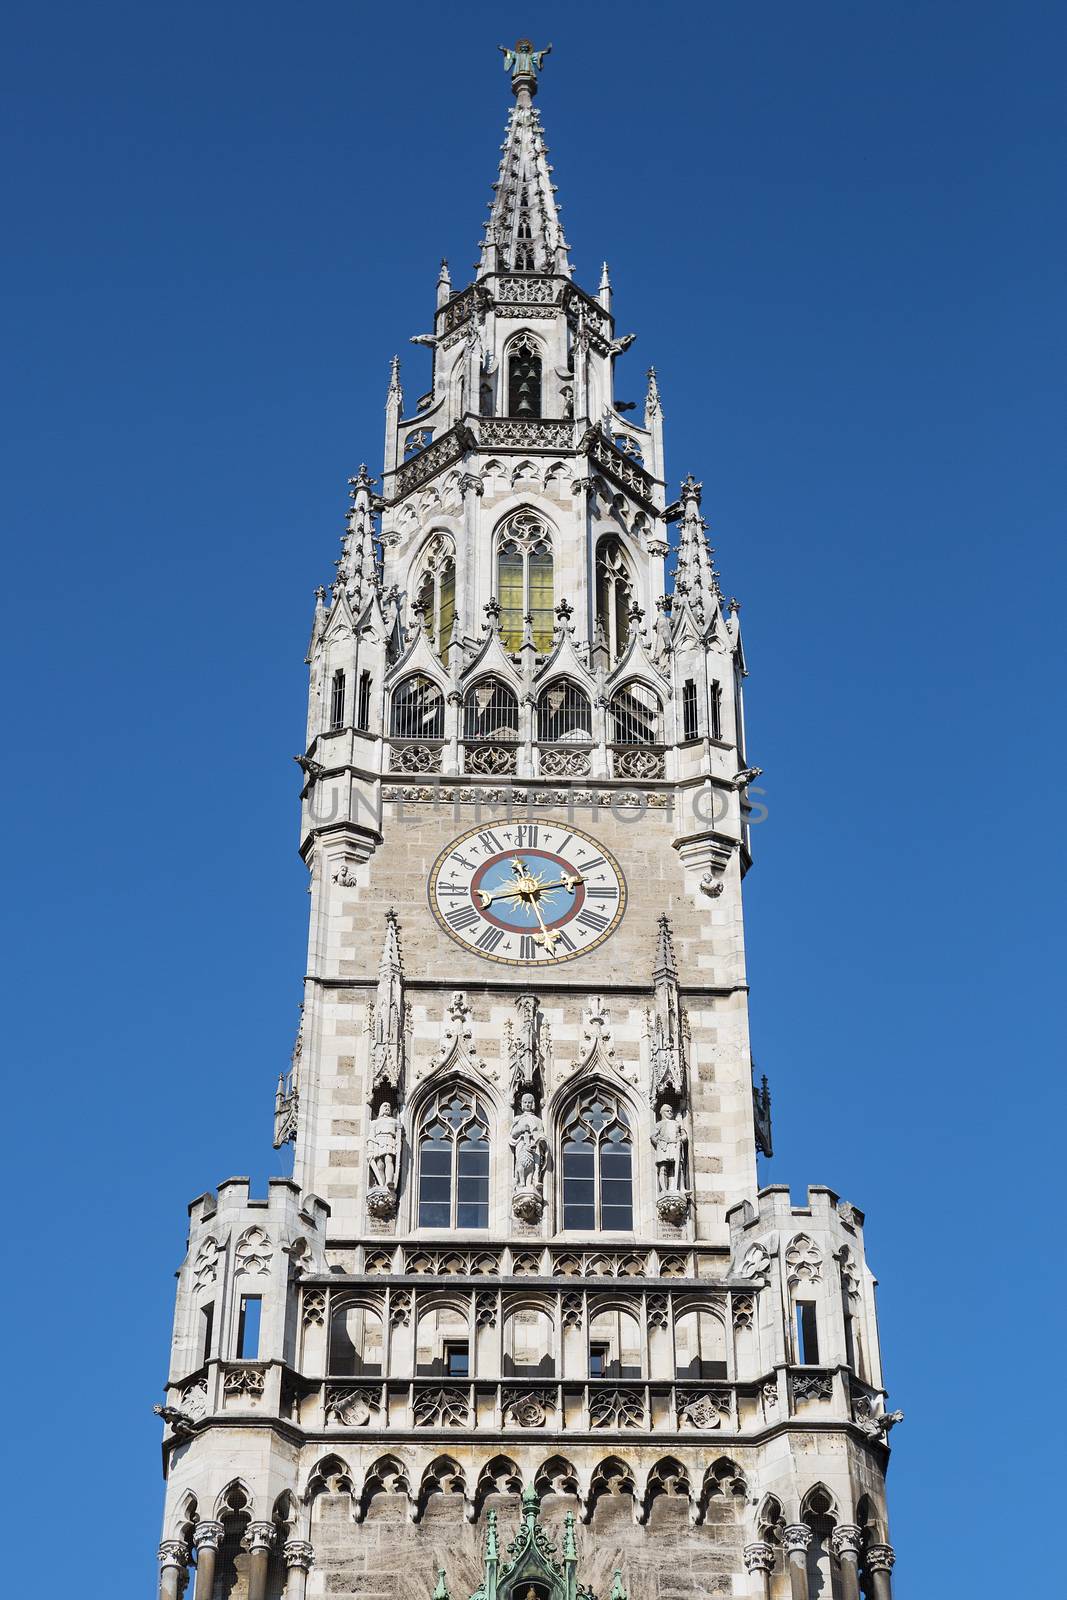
left=432, top=1569, right=451, bottom=1600
left=498, top=39, right=553, bottom=98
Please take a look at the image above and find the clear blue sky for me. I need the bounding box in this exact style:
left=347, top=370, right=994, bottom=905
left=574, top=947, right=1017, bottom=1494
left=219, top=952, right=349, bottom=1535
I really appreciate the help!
left=3, top=2, right=1064, bottom=1592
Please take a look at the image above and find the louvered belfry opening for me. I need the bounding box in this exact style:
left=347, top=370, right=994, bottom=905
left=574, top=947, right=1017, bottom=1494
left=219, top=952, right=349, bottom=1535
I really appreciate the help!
left=508, top=333, right=543, bottom=417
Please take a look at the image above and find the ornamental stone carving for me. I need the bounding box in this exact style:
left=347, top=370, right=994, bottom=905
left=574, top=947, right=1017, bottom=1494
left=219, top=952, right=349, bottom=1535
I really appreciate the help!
left=413, top=1386, right=471, bottom=1427
left=793, top=1372, right=833, bottom=1403
left=389, top=1288, right=412, bottom=1326
left=158, top=1541, right=189, bottom=1569
left=732, top=1294, right=754, bottom=1331
left=783, top=1525, right=813, bottom=1556
left=246, top=1522, right=277, bottom=1554
left=223, top=1364, right=266, bottom=1398
left=192, top=1236, right=221, bottom=1290
left=539, top=748, right=591, bottom=777
left=831, top=1526, right=864, bottom=1560
left=588, top=1386, right=646, bottom=1428
left=866, top=1545, right=896, bottom=1573
left=325, top=1385, right=380, bottom=1426
left=785, top=1233, right=822, bottom=1286
left=503, top=1389, right=553, bottom=1427
left=677, top=1389, right=729, bottom=1429
left=193, top=1522, right=225, bottom=1552
left=179, top=1379, right=208, bottom=1420
left=743, top=1542, right=775, bottom=1575
left=741, top=1239, right=773, bottom=1279
left=302, top=1289, right=326, bottom=1326
left=235, top=1226, right=272, bottom=1276
left=283, top=1541, right=315, bottom=1572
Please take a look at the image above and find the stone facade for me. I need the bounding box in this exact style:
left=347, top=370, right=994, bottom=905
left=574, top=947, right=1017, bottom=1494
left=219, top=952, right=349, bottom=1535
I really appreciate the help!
left=156, top=44, right=899, bottom=1600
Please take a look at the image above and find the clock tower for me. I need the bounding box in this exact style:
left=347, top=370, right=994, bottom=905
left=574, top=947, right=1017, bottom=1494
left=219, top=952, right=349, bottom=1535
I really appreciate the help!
left=157, top=44, right=901, bottom=1600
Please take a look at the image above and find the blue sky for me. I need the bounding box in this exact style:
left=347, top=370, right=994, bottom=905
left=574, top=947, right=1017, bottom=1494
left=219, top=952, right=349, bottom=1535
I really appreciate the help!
left=3, top=1, right=1064, bottom=1592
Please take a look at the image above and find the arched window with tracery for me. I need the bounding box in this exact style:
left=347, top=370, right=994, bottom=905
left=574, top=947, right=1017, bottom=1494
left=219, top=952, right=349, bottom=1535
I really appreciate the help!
left=596, top=537, right=633, bottom=660
left=496, top=509, right=553, bottom=650
left=609, top=682, right=663, bottom=746
left=537, top=679, right=592, bottom=744
left=412, top=534, right=456, bottom=664
left=507, top=331, right=543, bottom=417
left=560, top=1089, right=633, bottom=1232
left=390, top=674, right=444, bottom=741
left=417, top=1087, right=490, bottom=1230
left=463, top=678, right=520, bottom=742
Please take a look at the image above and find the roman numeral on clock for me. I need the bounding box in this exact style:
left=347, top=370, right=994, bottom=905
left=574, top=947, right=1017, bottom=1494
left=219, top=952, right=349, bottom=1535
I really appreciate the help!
left=519, top=935, right=538, bottom=960
left=474, top=926, right=505, bottom=953
left=446, top=904, right=480, bottom=930
left=576, top=854, right=606, bottom=871
left=584, top=884, right=619, bottom=899
left=577, top=909, right=610, bottom=933
left=515, top=824, right=539, bottom=848
left=477, top=831, right=503, bottom=854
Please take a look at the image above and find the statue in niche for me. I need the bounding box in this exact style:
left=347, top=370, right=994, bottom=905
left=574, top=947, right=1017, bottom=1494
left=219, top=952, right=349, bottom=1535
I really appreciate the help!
left=367, top=1100, right=401, bottom=1218
left=510, top=1093, right=548, bottom=1223
left=652, top=1103, right=690, bottom=1224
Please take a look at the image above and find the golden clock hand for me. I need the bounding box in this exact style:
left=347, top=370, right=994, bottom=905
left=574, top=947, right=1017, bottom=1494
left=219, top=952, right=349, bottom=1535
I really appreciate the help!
left=529, top=892, right=560, bottom=954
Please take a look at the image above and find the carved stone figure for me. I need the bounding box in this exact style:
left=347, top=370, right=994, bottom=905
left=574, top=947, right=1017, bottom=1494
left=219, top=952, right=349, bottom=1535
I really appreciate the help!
left=367, top=1101, right=401, bottom=1216
left=510, top=1093, right=548, bottom=1222
left=652, top=1104, right=688, bottom=1193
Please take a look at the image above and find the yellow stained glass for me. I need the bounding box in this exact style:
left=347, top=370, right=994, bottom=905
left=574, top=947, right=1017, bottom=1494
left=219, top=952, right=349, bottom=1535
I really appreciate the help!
left=438, top=564, right=455, bottom=666
left=528, top=549, right=554, bottom=652
left=498, top=548, right=524, bottom=650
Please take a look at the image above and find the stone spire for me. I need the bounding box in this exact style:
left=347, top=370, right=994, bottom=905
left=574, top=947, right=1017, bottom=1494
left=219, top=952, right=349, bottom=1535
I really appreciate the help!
left=673, top=475, right=723, bottom=626
left=480, top=44, right=571, bottom=278
left=339, top=464, right=379, bottom=605
left=369, top=909, right=405, bottom=1107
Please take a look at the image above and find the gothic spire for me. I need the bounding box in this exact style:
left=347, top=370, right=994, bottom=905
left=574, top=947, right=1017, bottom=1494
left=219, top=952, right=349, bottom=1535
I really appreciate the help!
left=673, top=475, right=724, bottom=626
left=480, top=43, right=571, bottom=279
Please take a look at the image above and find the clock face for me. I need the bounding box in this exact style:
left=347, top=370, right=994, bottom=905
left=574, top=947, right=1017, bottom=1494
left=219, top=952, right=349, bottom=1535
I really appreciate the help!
left=428, top=821, right=627, bottom=965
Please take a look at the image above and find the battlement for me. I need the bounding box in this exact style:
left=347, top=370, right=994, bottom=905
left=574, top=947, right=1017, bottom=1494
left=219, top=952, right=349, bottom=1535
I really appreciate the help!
left=187, top=1177, right=330, bottom=1239
left=728, top=1183, right=866, bottom=1235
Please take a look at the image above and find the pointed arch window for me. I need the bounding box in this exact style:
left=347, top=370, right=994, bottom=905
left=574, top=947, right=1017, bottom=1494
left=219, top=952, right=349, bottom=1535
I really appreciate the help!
left=507, top=332, right=543, bottom=417
left=496, top=510, right=553, bottom=651
left=390, top=674, right=444, bottom=741
left=537, top=679, right=592, bottom=744
left=561, top=1091, right=633, bottom=1232
left=463, top=678, right=520, bottom=742
left=609, top=682, right=662, bottom=746
left=596, top=537, right=633, bottom=661
left=417, top=1087, right=490, bottom=1230
left=413, top=534, right=456, bottom=665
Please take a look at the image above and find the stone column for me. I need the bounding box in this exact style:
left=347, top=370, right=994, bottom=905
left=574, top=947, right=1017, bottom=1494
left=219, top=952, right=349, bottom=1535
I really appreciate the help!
left=742, top=1540, right=774, bottom=1598
left=283, top=1539, right=315, bottom=1600
left=246, top=1522, right=277, bottom=1600
left=192, top=1521, right=225, bottom=1600
left=158, top=1541, right=188, bottom=1600
left=831, top=1525, right=863, bottom=1600
left=865, top=1543, right=896, bottom=1600
left=782, top=1525, right=812, bottom=1600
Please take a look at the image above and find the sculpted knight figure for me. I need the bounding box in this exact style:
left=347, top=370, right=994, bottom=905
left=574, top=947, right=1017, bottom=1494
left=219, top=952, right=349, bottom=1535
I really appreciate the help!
left=367, top=1101, right=401, bottom=1191
left=510, top=1093, right=548, bottom=1192
left=652, top=1103, right=688, bottom=1194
